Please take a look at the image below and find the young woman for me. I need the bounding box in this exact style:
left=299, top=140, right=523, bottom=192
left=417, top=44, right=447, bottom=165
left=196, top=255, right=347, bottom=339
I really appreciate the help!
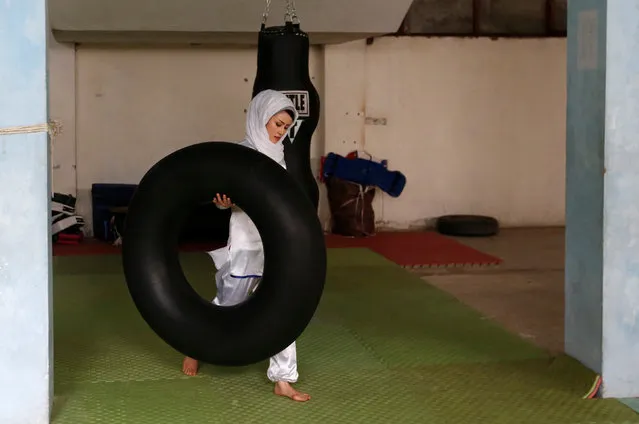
left=181, top=89, right=311, bottom=402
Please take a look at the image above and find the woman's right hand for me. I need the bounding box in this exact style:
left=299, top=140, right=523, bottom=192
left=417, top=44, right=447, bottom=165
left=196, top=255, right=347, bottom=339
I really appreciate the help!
left=213, top=193, right=234, bottom=208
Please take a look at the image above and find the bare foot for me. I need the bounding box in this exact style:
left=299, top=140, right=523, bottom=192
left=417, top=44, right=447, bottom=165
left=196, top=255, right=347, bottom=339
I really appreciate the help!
left=274, top=381, right=311, bottom=402
left=182, top=356, right=199, bottom=376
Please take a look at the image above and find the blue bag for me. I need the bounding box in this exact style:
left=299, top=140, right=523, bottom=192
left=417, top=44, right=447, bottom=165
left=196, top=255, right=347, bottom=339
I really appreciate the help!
left=321, top=152, right=406, bottom=197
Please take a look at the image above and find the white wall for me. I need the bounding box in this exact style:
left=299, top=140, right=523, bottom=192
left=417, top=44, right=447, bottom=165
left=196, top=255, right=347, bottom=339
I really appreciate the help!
left=69, top=44, right=325, bottom=233
left=48, top=34, right=76, bottom=196
left=323, top=37, right=566, bottom=229
left=48, top=36, right=567, bottom=235
left=366, top=37, right=567, bottom=228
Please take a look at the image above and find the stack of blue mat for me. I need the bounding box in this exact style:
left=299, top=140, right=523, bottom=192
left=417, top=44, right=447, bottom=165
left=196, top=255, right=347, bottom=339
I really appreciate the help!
left=91, top=183, right=138, bottom=241
left=90, top=183, right=231, bottom=243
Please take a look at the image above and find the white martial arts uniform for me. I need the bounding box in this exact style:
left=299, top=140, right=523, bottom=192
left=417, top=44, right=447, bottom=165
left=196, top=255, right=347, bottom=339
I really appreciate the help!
left=207, top=89, right=300, bottom=383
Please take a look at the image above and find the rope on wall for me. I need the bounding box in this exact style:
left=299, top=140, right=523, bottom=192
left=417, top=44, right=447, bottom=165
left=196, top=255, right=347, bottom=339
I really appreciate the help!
left=0, top=120, right=64, bottom=197
left=0, top=120, right=62, bottom=137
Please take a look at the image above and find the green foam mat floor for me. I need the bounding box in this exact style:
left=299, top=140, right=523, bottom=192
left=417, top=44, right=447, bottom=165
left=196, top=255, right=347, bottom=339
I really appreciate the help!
left=52, top=248, right=639, bottom=423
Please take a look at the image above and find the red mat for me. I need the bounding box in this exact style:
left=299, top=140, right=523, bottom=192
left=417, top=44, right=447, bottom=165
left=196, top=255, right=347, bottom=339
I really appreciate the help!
left=53, top=231, right=501, bottom=267
left=52, top=240, right=224, bottom=257
left=325, top=231, right=502, bottom=267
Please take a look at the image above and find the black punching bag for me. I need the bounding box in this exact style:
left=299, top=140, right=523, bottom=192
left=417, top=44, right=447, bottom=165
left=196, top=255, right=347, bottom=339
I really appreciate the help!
left=252, top=22, right=320, bottom=210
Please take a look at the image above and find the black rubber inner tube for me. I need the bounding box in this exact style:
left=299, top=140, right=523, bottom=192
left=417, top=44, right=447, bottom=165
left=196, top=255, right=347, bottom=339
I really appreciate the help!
left=122, top=141, right=327, bottom=366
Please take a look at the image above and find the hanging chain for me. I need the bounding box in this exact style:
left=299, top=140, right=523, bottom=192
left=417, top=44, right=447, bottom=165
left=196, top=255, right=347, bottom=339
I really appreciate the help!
left=288, top=0, right=300, bottom=24
left=261, top=0, right=272, bottom=26
left=284, top=0, right=292, bottom=22
left=262, top=0, right=300, bottom=27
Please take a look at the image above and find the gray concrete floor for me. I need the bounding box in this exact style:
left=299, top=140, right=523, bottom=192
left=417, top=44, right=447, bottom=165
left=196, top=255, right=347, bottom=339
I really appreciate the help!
left=412, top=227, right=566, bottom=354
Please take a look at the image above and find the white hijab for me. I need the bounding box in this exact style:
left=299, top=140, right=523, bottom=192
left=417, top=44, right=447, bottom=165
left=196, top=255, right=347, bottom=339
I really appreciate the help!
left=244, top=89, right=299, bottom=164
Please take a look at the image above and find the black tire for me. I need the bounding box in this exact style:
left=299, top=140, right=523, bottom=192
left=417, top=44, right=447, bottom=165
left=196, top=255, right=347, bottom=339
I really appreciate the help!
left=122, top=141, right=327, bottom=366
left=435, top=215, right=499, bottom=237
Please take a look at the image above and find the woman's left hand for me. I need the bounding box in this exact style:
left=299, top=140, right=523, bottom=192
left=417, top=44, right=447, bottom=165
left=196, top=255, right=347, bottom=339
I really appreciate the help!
left=213, top=193, right=234, bottom=208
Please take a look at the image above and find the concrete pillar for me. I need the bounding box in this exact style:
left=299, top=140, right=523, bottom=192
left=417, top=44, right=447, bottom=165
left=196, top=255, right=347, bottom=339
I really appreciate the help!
left=565, top=0, right=639, bottom=398
left=0, top=0, right=53, bottom=422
